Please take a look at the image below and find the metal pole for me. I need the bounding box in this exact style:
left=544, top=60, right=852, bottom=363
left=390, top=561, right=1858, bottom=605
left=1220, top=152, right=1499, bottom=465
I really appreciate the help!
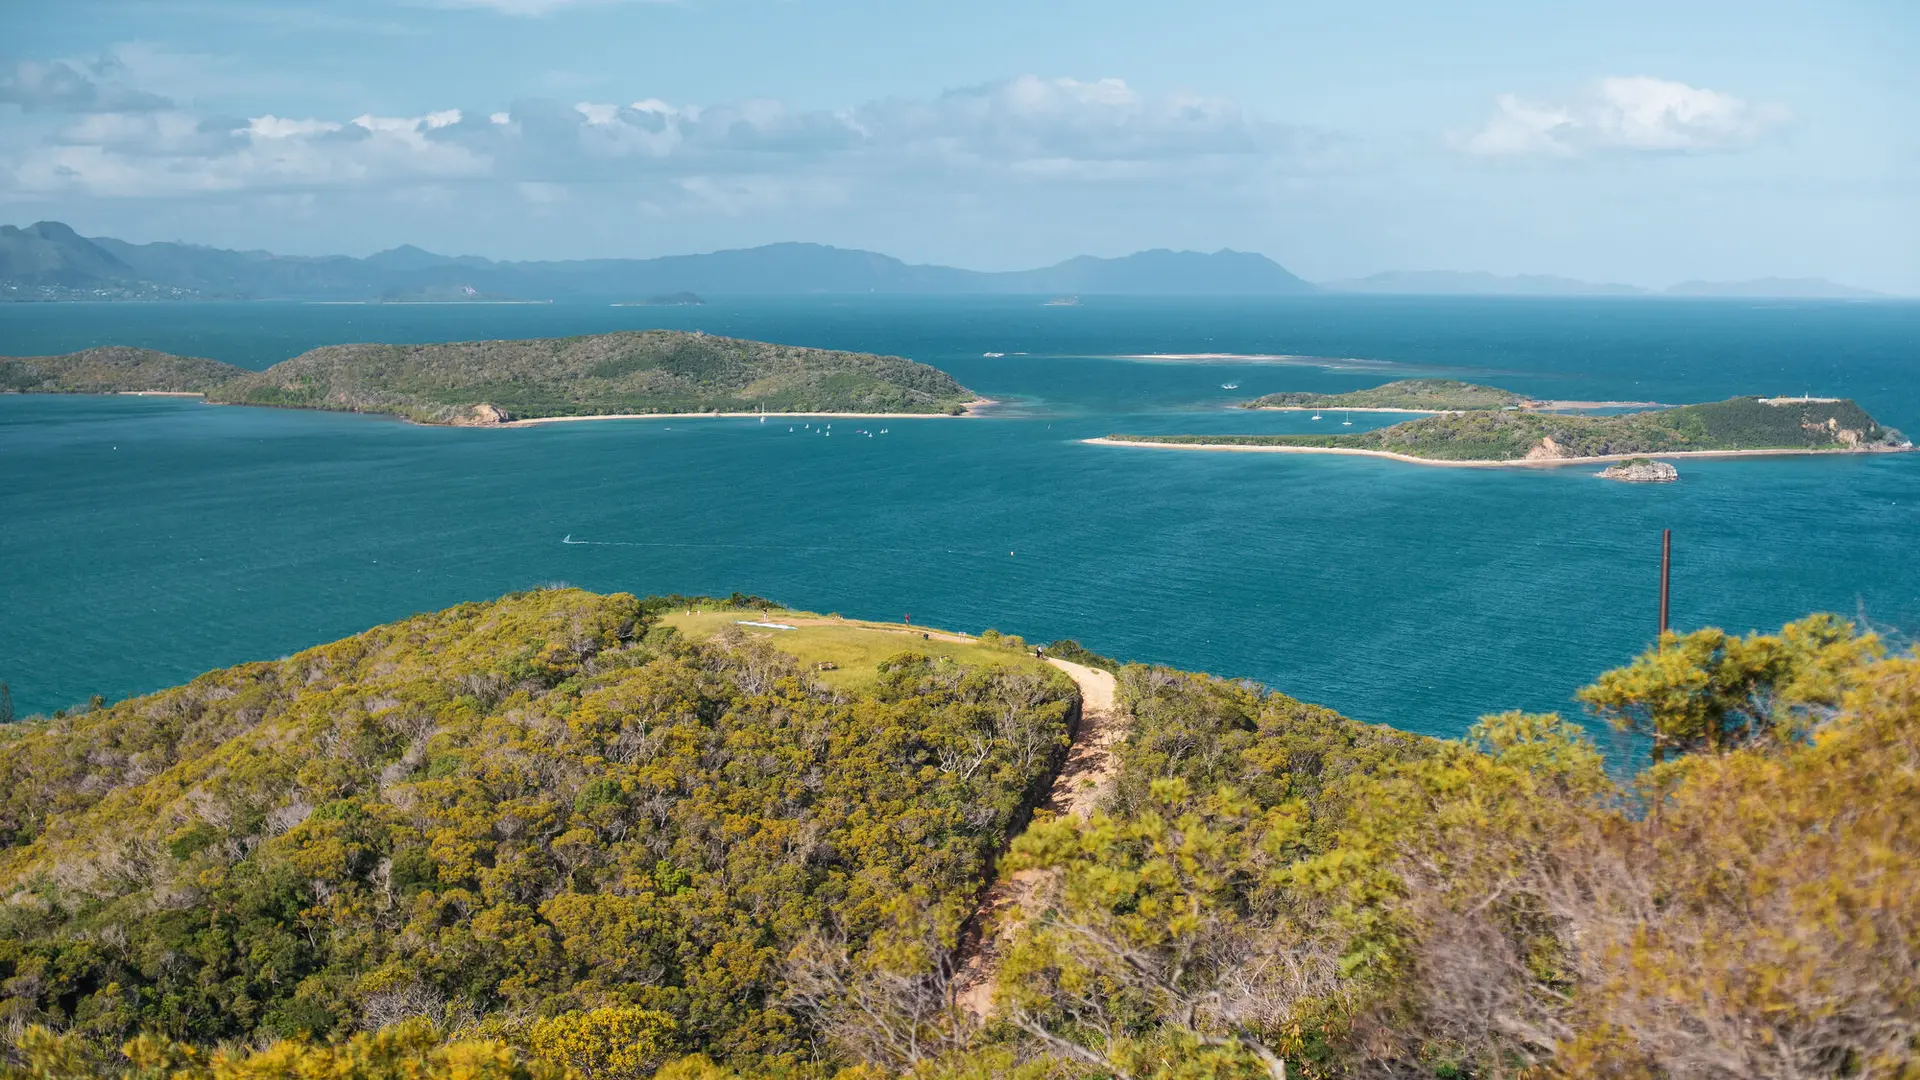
left=1659, top=528, right=1671, bottom=637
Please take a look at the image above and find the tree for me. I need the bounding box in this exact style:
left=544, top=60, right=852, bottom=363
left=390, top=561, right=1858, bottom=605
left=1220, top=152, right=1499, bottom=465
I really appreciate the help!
left=1576, top=614, right=1881, bottom=761
left=994, top=780, right=1325, bottom=1080
left=0, top=682, right=11, bottom=724
left=524, top=1006, right=680, bottom=1079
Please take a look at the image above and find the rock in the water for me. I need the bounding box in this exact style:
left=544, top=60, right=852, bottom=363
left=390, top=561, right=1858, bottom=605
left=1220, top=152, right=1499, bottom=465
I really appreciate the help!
left=1597, top=458, right=1678, bottom=483
left=459, top=403, right=510, bottom=426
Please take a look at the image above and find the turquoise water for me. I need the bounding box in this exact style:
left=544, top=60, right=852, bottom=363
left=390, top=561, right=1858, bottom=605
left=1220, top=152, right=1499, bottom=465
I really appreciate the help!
left=3, top=297, right=1916, bottom=737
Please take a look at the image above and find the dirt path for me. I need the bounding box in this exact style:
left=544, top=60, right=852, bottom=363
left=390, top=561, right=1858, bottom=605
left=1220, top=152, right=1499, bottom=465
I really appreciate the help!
left=951, top=657, right=1121, bottom=1019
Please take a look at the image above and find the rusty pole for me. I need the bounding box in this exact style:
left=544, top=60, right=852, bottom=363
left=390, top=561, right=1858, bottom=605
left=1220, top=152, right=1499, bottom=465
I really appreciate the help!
left=1659, top=528, right=1671, bottom=638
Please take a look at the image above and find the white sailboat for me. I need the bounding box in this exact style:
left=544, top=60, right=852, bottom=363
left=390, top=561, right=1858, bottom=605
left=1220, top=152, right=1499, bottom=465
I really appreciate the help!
left=1311, top=412, right=1322, bottom=420
left=1342, top=409, right=1353, bottom=426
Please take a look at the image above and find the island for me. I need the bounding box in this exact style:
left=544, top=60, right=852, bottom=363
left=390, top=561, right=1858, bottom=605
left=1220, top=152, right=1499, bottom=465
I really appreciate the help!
left=1096, top=396, right=1911, bottom=466
left=614, top=291, right=707, bottom=307
left=1240, top=378, right=1666, bottom=413
left=1598, top=458, right=1679, bottom=483
left=1244, top=378, right=1528, bottom=412
left=2, top=330, right=983, bottom=425
left=0, top=345, right=246, bottom=395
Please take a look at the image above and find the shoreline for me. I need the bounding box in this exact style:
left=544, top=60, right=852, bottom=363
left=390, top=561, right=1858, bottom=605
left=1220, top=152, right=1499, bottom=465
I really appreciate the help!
left=31, top=390, right=997, bottom=425
left=499, top=398, right=998, bottom=427
left=1085, top=437, right=1916, bottom=469
left=1248, top=399, right=1666, bottom=415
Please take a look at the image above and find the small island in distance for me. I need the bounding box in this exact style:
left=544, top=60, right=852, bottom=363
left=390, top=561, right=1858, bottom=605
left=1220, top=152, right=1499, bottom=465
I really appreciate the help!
left=1, top=330, right=983, bottom=425
left=1099, top=379, right=1910, bottom=465
left=1242, top=378, right=1657, bottom=413
left=614, top=291, right=707, bottom=307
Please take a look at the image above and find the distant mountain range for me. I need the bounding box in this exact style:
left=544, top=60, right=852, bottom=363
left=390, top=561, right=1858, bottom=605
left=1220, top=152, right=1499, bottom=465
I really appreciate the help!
left=0, top=220, right=1893, bottom=301
left=0, top=221, right=1311, bottom=301
left=1323, top=269, right=1887, bottom=299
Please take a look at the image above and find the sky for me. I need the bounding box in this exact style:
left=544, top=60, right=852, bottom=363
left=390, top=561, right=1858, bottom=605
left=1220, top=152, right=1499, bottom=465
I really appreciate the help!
left=2, top=0, right=1916, bottom=290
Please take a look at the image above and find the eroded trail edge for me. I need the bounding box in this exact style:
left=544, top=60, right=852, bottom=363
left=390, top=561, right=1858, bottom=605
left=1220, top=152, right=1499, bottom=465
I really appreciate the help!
left=952, top=657, right=1121, bottom=1019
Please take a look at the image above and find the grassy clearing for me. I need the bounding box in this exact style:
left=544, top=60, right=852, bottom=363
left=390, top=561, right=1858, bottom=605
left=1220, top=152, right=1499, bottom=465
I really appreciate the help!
left=658, top=604, right=1054, bottom=689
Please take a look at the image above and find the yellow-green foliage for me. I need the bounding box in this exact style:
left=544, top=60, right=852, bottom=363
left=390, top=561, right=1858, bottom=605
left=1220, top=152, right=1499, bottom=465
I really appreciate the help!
left=1, top=1019, right=566, bottom=1080
left=5, top=602, right=1913, bottom=1080
left=992, top=621, right=1919, bottom=1080
left=524, top=1006, right=678, bottom=1079
left=1576, top=613, right=1883, bottom=760
left=0, top=590, right=1075, bottom=1068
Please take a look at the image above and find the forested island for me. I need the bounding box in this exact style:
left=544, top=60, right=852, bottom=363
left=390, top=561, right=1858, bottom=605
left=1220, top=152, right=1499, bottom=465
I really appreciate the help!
left=616, top=291, right=707, bottom=307
left=2, top=589, right=1913, bottom=1079
left=1244, top=377, right=1529, bottom=411
left=0, top=346, right=245, bottom=395
left=1, top=331, right=981, bottom=424
left=1104, top=395, right=1911, bottom=464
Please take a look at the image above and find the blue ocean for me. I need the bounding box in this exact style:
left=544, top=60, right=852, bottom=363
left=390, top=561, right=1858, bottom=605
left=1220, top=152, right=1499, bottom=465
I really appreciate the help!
left=3, top=296, right=1916, bottom=737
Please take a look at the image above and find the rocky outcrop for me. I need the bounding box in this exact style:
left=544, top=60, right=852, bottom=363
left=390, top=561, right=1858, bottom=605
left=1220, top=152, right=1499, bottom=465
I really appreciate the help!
left=1524, top=435, right=1569, bottom=461
left=450, top=403, right=510, bottom=426
left=1598, top=458, right=1678, bottom=483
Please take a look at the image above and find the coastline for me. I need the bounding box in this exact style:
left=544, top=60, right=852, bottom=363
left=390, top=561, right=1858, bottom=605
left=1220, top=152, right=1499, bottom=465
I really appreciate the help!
left=499, top=398, right=998, bottom=427
left=23, top=389, right=997, bottom=424
left=1084, top=436, right=1916, bottom=469
left=1248, top=399, right=1667, bottom=415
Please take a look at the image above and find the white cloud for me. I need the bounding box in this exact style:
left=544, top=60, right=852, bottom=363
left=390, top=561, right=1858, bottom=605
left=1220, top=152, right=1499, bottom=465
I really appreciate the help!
left=1457, top=76, right=1790, bottom=158
left=0, top=73, right=1340, bottom=206
left=248, top=115, right=343, bottom=139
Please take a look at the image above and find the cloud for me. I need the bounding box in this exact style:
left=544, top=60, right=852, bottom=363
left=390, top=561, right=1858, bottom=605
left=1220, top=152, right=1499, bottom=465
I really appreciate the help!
left=0, top=73, right=1339, bottom=206
left=0, top=60, right=172, bottom=113
left=1456, top=76, right=1790, bottom=157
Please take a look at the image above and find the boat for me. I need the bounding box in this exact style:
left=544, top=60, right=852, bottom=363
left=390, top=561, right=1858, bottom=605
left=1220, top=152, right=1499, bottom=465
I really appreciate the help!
left=1342, top=409, right=1353, bottom=426
left=983, top=352, right=1005, bottom=358
left=1311, top=412, right=1322, bottom=421
left=1221, top=382, right=1240, bottom=390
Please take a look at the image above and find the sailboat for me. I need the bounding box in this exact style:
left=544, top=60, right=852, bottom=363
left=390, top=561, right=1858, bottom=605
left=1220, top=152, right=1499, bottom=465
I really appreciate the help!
left=1221, top=382, right=1240, bottom=390
left=1342, top=410, right=1353, bottom=426
left=1311, top=412, right=1322, bottom=421
left=759, top=406, right=766, bottom=423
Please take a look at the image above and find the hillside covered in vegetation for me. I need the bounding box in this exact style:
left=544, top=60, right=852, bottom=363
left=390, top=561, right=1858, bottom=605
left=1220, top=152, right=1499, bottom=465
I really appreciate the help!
left=4, top=596, right=1916, bottom=1079
left=1116, top=395, right=1910, bottom=462
left=0, top=346, right=245, bottom=395
left=0, top=591, right=1075, bottom=1072
left=1244, top=378, right=1527, bottom=411
left=3, top=332, right=978, bottom=424
left=207, top=331, right=978, bottom=423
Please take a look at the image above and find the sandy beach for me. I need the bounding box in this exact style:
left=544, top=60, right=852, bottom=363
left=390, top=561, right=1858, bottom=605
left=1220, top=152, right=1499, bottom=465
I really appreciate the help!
left=1085, top=436, right=1915, bottom=469
left=500, top=398, right=997, bottom=427
left=117, top=391, right=207, bottom=397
